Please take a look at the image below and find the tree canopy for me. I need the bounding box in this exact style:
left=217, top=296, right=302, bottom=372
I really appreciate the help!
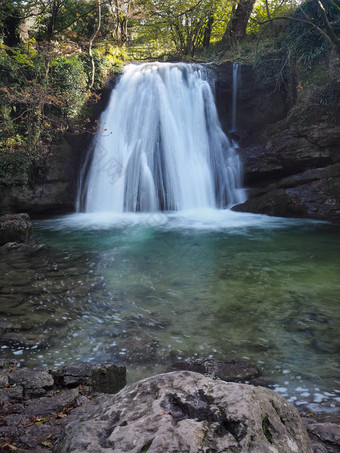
left=2, top=1, right=338, bottom=60
left=0, top=0, right=339, bottom=168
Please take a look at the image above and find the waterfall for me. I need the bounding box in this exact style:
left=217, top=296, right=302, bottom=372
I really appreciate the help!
left=77, top=62, right=246, bottom=213
left=231, top=62, right=240, bottom=132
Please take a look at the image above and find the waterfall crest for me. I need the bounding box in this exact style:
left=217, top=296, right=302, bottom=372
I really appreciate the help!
left=78, top=62, right=246, bottom=213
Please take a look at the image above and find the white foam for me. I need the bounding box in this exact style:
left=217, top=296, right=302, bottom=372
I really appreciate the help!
left=35, top=209, right=319, bottom=234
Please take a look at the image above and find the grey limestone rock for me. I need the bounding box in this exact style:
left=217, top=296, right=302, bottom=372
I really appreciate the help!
left=8, top=369, right=54, bottom=397
left=307, top=421, right=340, bottom=453
left=55, top=370, right=313, bottom=453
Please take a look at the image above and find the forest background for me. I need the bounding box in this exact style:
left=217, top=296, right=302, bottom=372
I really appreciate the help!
left=0, top=0, right=339, bottom=183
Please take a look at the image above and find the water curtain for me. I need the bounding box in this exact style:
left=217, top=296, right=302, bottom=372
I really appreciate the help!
left=78, top=63, right=245, bottom=213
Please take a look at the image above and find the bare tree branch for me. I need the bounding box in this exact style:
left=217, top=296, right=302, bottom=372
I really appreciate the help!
left=89, top=0, right=102, bottom=89
left=255, top=12, right=339, bottom=51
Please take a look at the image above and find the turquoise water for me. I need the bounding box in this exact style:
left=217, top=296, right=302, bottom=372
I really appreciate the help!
left=1, top=209, right=339, bottom=411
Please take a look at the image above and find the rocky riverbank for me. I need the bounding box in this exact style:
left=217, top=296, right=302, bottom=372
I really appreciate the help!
left=0, top=360, right=126, bottom=452
left=0, top=359, right=339, bottom=452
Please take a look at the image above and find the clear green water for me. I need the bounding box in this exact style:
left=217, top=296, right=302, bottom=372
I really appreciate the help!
left=1, top=209, right=339, bottom=411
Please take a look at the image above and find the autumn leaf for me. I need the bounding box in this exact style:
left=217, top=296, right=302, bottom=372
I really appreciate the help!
left=34, top=416, right=50, bottom=424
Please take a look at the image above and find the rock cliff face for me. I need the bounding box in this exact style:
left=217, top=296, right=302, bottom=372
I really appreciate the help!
left=0, top=83, right=114, bottom=216
left=0, top=137, right=80, bottom=216
left=214, top=62, right=340, bottom=224
left=233, top=164, right=340, bottom=222
left=213, top=62, right=290, bottom=143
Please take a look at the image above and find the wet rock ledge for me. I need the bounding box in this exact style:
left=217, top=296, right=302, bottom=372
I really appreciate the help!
left=0, top=214, right=32, bottom=245
left=0, top=213, right=44, bottom=253
left=1, top=359, right=339, bottom=452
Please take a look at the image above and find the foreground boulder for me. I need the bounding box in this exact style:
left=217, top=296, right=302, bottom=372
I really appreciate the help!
left=0, top=213, right=32, bottom=245
left=55, top=370, right=312, bottom=452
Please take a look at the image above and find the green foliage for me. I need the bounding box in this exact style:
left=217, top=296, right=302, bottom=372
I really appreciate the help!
left=252, top=0, right=339, bottom=94
left=249, top=0, right=300, bottom=35
left=90, top=42, right=129, bottom=86
left=34, top=0, right=95, bottom=42
left=319, top=87, right=333, bottom=106
left=137, top=0, right=231, bottom=57
left=9, top=41, right=37, bottom=67
left=254, top=44, right=290, bottom=88
left=0, top=150, right=31, bottom=184
left=297, top=59, right=327, bottom=85
left=0, top=0, right=129, bottom=168
left=50, top=54, right=88, bottom=117
left=0, top=0, right=23, bottom=47
left=284, top=0, right=337, bottom=67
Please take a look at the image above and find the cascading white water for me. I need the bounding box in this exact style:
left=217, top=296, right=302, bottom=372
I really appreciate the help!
left=78, top=62, right=246, bottom=213
left=231, top=62, right=240, bottom=132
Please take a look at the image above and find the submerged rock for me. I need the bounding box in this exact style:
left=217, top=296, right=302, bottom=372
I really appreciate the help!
left=167, top=357, right=260, bottom=383
left=55, top=370, right=312, bottom=453
left=108, top=331, right=160, bottom=364
left=0, top=331, right=52, bottom=350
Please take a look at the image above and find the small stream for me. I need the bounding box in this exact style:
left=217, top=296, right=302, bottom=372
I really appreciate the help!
left=1, top=209, right=339, bottom=413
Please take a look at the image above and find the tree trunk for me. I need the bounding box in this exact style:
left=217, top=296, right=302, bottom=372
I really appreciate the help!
left=203, top=15, right=214, bottom=49
left=46, top=0, right=62, bottom=41
left=224, top=0, right=256, bottom=44
left=89, top=0, right=102, bottom=89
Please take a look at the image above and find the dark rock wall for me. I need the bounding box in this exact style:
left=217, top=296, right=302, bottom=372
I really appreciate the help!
left=213, top=62, right=289, bottom=143
left=0, top=80, right=115, bottom=217
left=214, top=63, right=340, bottom=224
left=0, top=137, right=80, bottom=216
